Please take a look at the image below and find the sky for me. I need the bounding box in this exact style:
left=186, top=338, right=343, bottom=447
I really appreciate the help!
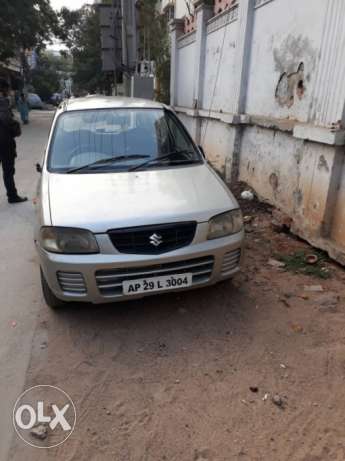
left=50, top=0, right=87, bottom=11
left=49, top=0, right=89, bottom=50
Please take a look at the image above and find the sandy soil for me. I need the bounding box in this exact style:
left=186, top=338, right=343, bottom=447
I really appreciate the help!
left=10, top=202, right=345, bottom=461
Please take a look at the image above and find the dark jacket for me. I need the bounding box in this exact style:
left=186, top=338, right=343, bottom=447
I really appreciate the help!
left=0, top=96, right=20, bottom=159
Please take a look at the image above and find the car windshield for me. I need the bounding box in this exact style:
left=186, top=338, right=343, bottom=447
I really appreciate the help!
left=48, top=108, right=202, bottom=173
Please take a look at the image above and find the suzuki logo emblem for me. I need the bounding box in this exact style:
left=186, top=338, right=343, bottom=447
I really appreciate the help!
left=149, top=233, right=163, bottom=247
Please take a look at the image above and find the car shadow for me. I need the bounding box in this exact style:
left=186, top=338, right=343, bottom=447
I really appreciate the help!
left=40, top=279, right=256, bottom=362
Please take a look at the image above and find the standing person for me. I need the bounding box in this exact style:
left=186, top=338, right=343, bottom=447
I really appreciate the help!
left=17, top=92, right=29, bottom=125
left=0, top=79, right=27, bottom=204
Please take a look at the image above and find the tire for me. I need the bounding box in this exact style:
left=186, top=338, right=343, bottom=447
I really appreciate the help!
left=40, top=268, right=66, bottom=309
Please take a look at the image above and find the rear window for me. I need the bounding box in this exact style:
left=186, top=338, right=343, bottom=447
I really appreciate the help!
left=48, top=108, right=201, bottom=173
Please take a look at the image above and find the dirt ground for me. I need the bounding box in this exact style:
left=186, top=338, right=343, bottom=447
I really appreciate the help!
left=10, top=193, right=345, bottom=461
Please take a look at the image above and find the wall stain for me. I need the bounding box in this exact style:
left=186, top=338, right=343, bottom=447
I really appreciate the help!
left=318, top=155, right=330, bottom=172
left=276, top=62, right=305, bottom=108
left=273, top=34, right=316, bottom=75
left=269, top=172, right=279, bottom=191
left=273, top=34, right=316, bottom=108
left=293, top=189, right=303, bottom=208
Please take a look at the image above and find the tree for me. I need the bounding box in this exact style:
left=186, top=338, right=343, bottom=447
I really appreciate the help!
left=57, top=1, right=171, bottom=99
left=30, top=52, right=72, bottom=101
left=137, top=0, right=170, bottom=103
left=0, top=0, right=60, bottom=62
left=59, top=5, right=110, bottom=94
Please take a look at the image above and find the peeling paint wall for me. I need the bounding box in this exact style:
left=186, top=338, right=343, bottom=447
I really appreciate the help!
left=200, top=119, right=237, bottom=174
left=330, top=163, right=345, bottom=248
left=246, top=0, right=325, bottom=122
left=239, top=127, right=337, bottom=239
left=275, top=62, right=305, bottom=108
left=171, top=0, right=345, bottom=264
left=239, top=128, right=305, bottom=213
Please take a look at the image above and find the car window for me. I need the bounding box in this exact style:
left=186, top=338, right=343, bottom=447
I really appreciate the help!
left=166, top=114, right=192, bottom=152
left=48, top=108, right=201, bottom=172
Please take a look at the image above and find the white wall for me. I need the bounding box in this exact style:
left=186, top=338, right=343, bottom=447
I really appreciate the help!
left=246, top=0, right=328, bottom=122
left=239, top=127, right=306, bottom=213
left=202, top=20, right=238, bottom=112
left=200, top=119, right=237, bottom=174
left=330, top=163, right=345, bottom=248
left=171, top=0, right=345, bottom=264
left=160, top=0, right=189, bottom=18
left=174, top=0, right=345, bottom=125
left=175, top=0, right=190, bottom=19
left=176, top=38, right=196, bottom=107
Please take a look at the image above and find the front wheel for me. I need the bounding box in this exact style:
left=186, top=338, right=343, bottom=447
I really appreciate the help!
left=40, top=268, right=66, bottom=309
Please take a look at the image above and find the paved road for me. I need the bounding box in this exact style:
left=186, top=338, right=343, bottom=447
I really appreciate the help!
left=0, top=111, right=54, bottom=461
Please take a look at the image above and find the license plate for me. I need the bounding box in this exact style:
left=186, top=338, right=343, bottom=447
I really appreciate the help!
left=123, top=273, right=193, bottom=295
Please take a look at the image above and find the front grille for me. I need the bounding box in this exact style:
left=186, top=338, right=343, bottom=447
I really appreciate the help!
left=221, top=249, right=241, bottom=275
left=57, top=271, right=87, bottom=295
left=96, top=256, right=214, bottom=297
left=108, top=222, right=197, bottom=255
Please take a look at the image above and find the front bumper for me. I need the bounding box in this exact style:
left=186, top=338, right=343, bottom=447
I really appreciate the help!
left=37, top=226, right=244, bottom=304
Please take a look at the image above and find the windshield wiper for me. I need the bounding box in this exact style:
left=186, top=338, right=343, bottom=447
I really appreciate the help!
left=129, top=150, right=197, bottom=172
left=66, top=154, right=150, bottom=174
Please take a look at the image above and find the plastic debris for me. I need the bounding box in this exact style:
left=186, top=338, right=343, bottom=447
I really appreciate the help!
left=268, top=258, right=286, bottom=268
left=290, top=323, right=304, bottom=333
left=305, top=254, right=318, bottom=265
left=243, top=215, right=254, bottom=224
left=241, top=190, right=254, bottom=201
left=30, top=424, right=48, bottom=440
left=272, top=394, right=285, bottom=408
left=304, top=285, right=324, bottom=292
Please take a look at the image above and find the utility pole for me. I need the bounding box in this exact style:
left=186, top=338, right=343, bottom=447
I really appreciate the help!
left=112, top=0, right=117, bottom=95
left=112, top=0, right=123, bottom=96
left=99, top=0, right=137, bottom=96
left=121, top=0, right=138, bottom=96
left=99, top=0, right=121, bottom=95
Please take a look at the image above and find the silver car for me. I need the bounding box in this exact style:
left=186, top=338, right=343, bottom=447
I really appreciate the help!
left=35, top=96, right=244, bottom=308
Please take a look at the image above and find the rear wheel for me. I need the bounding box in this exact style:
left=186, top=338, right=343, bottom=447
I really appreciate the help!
left=40, top=268, right=66, bottom=309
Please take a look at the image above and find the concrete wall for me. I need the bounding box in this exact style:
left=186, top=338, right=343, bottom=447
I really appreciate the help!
left=202, top=16, right=238, bottom=111
left=239, top=127, right=305, bottom=214
left=331, top=164, right=345, bottom=249
left=246, top=0, right=327, bottom=122
left=239, top=127, right=339, bottom=249
left=176, top=32, right=197, bottom=107
left=170, top=0, right=345, bottom=264
left=200, top=119, right=237, bottom=174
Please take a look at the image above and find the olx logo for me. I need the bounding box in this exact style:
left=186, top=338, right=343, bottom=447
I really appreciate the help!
left=15, top=401, right=71, bottom=431
left=13, top=385, right=76, bottom=448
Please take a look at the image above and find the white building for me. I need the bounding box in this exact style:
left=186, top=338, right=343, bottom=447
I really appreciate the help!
left=161, top=0, right=191, bottom=19
left=168, top=0, right=345, bottom=265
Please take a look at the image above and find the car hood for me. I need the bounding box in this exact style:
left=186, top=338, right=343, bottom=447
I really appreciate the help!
left=48, top=164, right=238, bottom=232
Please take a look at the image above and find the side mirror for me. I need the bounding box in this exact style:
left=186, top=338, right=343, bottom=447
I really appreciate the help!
left=36, top=163, right=42, bottom=173
left=198, top=145, right=206, bottom=158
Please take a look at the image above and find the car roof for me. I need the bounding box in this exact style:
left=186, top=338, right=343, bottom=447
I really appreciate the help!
left=60, top=95, right=167, bottom=112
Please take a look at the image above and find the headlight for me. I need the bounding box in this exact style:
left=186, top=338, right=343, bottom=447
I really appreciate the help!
left=207, top=209, right=243, bottom=240
left=40, top=227, right=99, bottom=254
